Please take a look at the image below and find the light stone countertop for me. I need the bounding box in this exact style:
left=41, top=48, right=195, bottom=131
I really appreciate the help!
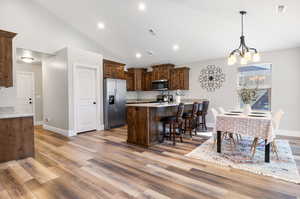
left=126, top=99, right=205, bottom=108
left=0, top=113, right=34, bottom=119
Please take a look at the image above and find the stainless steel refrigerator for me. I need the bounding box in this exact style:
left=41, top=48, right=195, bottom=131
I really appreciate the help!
left=103, top=78, right=127, bottom=130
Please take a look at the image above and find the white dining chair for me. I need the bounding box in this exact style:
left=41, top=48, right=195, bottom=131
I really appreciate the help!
left=211, top=108, right=219, bottom=150
left=218, top=107, right=226, bottom=114
left=251, top=110, right=284, bottom=159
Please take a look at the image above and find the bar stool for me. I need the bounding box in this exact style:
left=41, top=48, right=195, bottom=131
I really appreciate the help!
left=183, top=102, right=199, bottom=137
left=196, top=101, right=210, bottom=131
left=160, top=103, right=185, bottom=145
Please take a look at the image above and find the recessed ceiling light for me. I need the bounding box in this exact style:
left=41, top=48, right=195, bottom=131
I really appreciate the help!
left=136, top=53, right=142, bottom=59
left=97, top=22, right=105, bottom=29
left=21, top=56, right=34, bottom=63
left=277, top=5, right=287, bottom=14
left=173, top=44, right=179, bottom=51
left=138, top=2, right=146, bottom=11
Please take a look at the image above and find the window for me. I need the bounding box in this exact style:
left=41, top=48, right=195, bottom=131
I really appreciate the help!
left=237, top=64, right=272, bottom=111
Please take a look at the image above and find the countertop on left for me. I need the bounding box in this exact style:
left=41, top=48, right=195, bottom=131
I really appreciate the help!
left=0, top=113, right=34, bottom=119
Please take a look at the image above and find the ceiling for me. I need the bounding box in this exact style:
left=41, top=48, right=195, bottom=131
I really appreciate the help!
left=32, top=0, right=300, bottom=67
left=16, top=48, right=54, bottom=65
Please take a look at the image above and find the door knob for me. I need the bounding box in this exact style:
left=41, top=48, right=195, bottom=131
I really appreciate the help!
left=29, top=98, right=32, bottom=100
left=93, top=102, right=96, bottom=104
left=29, top=102, right=32, bottom=104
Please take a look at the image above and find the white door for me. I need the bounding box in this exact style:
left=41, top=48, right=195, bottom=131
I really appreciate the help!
left=16, top=72, right=34, bottom=115
left=76, top=67, right=97, bottom=133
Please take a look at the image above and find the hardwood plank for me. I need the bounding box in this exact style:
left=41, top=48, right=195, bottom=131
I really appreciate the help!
left=0, top=126, right=299, bottom=199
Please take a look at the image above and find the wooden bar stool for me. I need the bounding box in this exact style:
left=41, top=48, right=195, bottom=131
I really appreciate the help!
left=196, top=101, right=210, bottom=131
left=183, top=102, right=199, bottom=137
left=160, top=103, right=185, bottom=145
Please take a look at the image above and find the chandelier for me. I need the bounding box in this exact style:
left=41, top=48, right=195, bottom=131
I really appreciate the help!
left=228, top=11, right=260, bottom=65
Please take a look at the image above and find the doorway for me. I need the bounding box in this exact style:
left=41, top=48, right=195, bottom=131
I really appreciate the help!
left=75, top=66, right=98, bottom=133
left=16, top=71, right=35, bottom=118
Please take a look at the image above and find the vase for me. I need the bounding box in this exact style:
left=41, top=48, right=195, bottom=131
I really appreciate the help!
left=243, top=104, right=252, bottom=115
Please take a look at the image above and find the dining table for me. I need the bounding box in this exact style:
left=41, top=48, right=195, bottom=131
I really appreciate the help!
left=215, top=111, right=274, bottom=163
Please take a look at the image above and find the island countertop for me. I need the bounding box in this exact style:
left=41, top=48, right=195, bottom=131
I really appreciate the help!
left=126, top=99, right=206, bottom=108
left=0, top=113, right=34, bottom=119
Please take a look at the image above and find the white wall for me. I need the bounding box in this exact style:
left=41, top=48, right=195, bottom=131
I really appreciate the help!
left=42, top=47, right=103, bottom=136
left=15, top=62, right=43, bottom=123
left=67, top=47, right=103, bottom=132
left=43, top=48, right=69, bottom=131
left=0, top=0, right=120, bottom=107
left=133, top=48, right=300, bottom=132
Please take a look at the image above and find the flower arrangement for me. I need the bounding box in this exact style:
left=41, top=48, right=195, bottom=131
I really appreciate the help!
left=238, top=87, right=258, bottom=104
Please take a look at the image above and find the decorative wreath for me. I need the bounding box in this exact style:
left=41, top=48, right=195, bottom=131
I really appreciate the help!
left=199, top=65, right=225, bottom=92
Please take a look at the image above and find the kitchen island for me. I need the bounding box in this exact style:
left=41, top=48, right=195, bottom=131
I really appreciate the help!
left=126, top=100, right=204, bottom=148
left=0, top=113, right=35, bottom=163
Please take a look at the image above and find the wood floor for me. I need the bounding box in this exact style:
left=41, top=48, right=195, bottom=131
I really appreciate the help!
left=0, top=126, right=300, bottom=199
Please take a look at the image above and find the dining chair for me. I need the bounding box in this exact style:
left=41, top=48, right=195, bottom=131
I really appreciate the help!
left=211, top=108, right=219, bottom=149
left=218, top=107, right=226, bottom=114
left=160, top=103, right=185, bottom=145
left=196, top=101, right=210, bottom=131
left=183, top=102, right=199, bottom=137
left=250, top=110, right=284, bottom=159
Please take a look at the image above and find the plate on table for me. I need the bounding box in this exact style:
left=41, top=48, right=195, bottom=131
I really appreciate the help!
left=248, top=114, right=266, bottom=118
left=231, top=111, right=243, bottom=113
left=224, top=113, right=240, bottom=116
left=251, top=112, right=266, bottom=115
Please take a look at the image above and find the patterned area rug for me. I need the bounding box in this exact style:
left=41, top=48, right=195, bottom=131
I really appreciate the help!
left=186, top=136, right=300, bottom=184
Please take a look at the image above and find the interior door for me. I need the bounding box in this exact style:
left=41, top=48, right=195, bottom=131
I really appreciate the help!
left=16, top=72, right=34, bottom=115
left=76, top=67, right=97, bottom=133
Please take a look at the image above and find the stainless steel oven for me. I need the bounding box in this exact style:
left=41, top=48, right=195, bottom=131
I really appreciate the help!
left=151, top=80, right=168, bottom=91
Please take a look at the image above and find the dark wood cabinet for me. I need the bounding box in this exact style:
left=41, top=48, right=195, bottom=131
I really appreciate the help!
left=126, top=64, right=189, bottom=91
left=0, top=117, right=34, bottom=163
left=143, top=72, right=153, bottom=91
left=170, top=67, right=190, bottom=90
left=152, top=64, right=175, bottom=81
left=103, top=59, right=126, bottom=79
left=127, top=68, right=147, bottom=91
left=0, top=30, right=17, bottom=87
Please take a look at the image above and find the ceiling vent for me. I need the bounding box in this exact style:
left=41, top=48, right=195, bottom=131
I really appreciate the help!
left=148, top=29, right=156, bottom=36
left=276, top=5, right=287, bottom=14
left=146, top=50, right=154, bottom=56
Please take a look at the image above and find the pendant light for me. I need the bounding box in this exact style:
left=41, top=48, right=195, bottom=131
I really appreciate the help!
left=228, top=11, right=260, bottom=65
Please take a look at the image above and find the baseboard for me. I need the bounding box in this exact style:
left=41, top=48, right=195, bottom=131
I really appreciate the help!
left=34, top=121, right=43, bottom=126
left=97, top=124, right=104, bottom=131
left=43, top=124, right=71, bottom=137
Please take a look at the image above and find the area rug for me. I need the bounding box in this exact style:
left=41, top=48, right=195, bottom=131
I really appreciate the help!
left=186, top=136, right=300, bottom=184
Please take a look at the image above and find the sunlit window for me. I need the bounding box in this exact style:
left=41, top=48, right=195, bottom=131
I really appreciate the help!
left=237, top=64, right=272, bottom=111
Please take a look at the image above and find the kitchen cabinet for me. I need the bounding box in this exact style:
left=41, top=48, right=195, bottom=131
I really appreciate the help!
left=143, top=72, right=153, bottom=91
left=0, top=116, right=34, bottom=163
left=0, top=30, right=17, bottom=87
left=170, top=67, right=190, bottom=90
left=127, top=68, right=147, bottom=91
left=152, top=64, right=175, bottom=81
left=103, top=59, right=126, bottom=79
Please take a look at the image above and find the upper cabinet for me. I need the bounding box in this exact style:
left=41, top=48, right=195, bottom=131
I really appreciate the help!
left=0, top=30, right=17, bottom=87
left=152, top=64, right=175, bottom=81
left=170, top=67, right=190, bottom=90
left=143, top=72, right=153, bottom=91
left=127, top=68, right=147, bottom=91
left=103, top=59, right=126, bottom=79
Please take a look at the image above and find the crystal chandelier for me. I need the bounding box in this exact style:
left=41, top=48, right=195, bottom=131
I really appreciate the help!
left=228, top=11, right=260, bottom=65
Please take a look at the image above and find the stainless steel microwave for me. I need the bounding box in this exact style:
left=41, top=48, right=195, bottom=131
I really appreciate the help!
left=152, top=80, right=168, bottom=91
